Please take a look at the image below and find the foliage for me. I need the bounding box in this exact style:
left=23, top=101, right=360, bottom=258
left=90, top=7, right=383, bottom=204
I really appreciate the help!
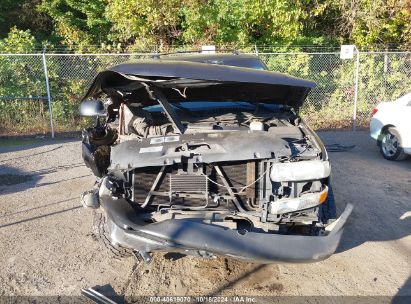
left=105, top=0, right=186, bottom=50
left=2, top=0, right=411, bottom=51
left=38, top=0, right=111, bottom=52
left=0, top=0, right=52, bottom=41
left=0, top=27, right=38, bottom=53
left=180, top=0, right=307, bottom=46
left=338, top=0, right=411, bottom=48
left=104, top=0, right=333, bottom=49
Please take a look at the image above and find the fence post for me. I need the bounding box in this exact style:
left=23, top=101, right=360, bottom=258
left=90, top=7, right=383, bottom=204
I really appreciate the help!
left=353, top=46, right=360, bottom=131
left=42, top=49, right=54, bottom=138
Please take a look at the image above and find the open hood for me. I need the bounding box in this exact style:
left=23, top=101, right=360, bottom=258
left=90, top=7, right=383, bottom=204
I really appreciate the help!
left=82, top=60, right=315, bottom=109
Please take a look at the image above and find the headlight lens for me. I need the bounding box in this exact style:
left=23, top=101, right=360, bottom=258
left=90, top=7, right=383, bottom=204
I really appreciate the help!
left=270, top=160, right=331, bottom=182
left=268, top=186, right=328, bottom=215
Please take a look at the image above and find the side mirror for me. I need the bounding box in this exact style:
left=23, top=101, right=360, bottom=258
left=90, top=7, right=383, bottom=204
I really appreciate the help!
left=80, top=99, right=106, bottom=117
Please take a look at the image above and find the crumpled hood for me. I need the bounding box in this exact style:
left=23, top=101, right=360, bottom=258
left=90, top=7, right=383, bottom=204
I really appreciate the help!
left=82, top=60, right=316, bottom=109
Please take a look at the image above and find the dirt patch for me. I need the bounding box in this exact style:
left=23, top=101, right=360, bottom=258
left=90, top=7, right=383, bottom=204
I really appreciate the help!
left=123, top=255, right=283, bottom=296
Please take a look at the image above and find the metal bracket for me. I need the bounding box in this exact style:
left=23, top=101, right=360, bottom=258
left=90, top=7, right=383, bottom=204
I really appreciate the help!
left=261, top=202, right=268, bottom=223
left=133, top=250, right=152, bottom=264
left=214, top=165, right=246, bottom=213
left=148, top=84, right=185, bottom=134
left=141, top=166, right=166, bottom=208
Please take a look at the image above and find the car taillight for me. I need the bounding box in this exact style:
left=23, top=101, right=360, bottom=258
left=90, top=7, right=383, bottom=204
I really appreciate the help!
left=372, top=108, right=378, bottom=116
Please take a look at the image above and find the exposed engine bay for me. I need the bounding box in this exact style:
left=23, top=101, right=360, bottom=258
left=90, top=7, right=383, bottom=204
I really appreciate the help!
left=84, top=100, right=331, bottom=232
left=79, top=58, right=352, bottom=263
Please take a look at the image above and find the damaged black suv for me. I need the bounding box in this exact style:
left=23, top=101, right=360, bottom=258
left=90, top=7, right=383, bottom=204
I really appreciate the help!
left=80, top=53, right=352, bottom=263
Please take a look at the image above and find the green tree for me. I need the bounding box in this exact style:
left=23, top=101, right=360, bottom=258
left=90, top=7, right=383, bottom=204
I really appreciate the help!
left=38, top=0, right=111, bottom=51
left=0, top=27, right=38, bottom=53
left=0, top=0, right=52, bottom=40
left=105, top=0, right=324, bottom=50
left=105, top=0, right=186, bottom=50
left=337, top=0, right=411, bottom=48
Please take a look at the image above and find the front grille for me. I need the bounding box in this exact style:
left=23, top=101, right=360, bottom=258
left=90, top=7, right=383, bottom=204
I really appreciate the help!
left=132, top=161, right=259, bottom=208
left=208, top=162, right=247, bottom=193
left=133, top=167, right=166, bottom=205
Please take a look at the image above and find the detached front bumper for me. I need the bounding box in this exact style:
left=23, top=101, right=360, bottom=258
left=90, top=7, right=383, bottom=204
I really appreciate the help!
left=99, top=192, right=353, bottom=263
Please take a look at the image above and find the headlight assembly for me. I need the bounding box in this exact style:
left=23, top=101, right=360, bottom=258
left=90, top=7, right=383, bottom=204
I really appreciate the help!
left=269, top=186, right=328, bottom=215
left=270, top=160, right=331, bottom=182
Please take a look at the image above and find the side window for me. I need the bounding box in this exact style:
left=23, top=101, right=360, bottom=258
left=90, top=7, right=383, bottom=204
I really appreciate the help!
left=408, top=100, right=411, bottom=106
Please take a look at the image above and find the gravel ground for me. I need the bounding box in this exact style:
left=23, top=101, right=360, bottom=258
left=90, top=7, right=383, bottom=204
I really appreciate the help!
left=0, top=131, right=410, bottom=300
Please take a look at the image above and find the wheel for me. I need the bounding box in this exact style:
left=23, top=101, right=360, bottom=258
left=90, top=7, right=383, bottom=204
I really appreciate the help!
left=380, top=127, right=407, bottom=161
left=93, top=212, right=133, bottom=259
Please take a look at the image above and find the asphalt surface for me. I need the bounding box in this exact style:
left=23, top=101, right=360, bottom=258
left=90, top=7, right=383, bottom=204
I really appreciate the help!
left=0, top=131, right=410, bottom=300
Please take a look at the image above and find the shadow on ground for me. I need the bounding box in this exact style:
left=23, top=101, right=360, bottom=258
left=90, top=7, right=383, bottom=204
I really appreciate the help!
left=316, top=131, right=411, bottom=255
left=0, top=163, right=87, bottom=195
left=0, top=138, right=78, bottom=155
left=0, top=166, right=41, bottom=195
left=394, top=276, right=411, bottom=300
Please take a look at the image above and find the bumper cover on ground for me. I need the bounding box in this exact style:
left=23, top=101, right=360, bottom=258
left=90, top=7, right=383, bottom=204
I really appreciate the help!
left=100, top=194, right=352, bottom=263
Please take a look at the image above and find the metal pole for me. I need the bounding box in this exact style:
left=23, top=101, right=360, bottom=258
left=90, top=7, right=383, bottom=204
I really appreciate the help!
left=353, top=46, right=360, bottom=131
left=254, top=44, right=259, bottom=56
left=42, top=49, right=54, bottom=138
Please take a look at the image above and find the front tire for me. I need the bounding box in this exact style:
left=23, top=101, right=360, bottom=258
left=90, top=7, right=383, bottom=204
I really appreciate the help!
left=380, top=127, right=406, bottom=161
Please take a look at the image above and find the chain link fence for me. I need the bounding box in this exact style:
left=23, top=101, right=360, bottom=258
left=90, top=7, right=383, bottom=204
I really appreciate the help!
left=1, top=49, right=410, bottom=135
left=0, top=54, right=48, bottom=134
